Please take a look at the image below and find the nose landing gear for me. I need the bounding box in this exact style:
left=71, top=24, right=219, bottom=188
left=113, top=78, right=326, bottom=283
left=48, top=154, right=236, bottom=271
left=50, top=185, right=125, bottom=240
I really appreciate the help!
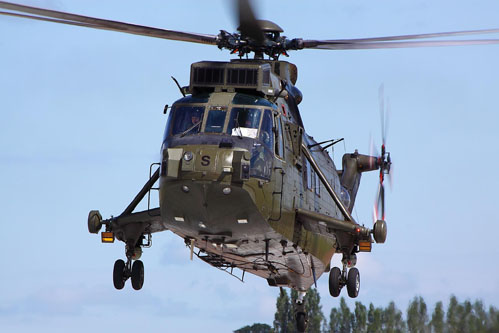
left=294, top=291, right=308, bottom=333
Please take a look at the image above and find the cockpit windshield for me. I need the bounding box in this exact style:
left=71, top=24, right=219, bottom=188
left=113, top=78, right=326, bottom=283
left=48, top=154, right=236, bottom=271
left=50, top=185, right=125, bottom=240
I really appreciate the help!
left=227, top=107, right=261, bottom=139
left=169, top=106, right=205, bottom=136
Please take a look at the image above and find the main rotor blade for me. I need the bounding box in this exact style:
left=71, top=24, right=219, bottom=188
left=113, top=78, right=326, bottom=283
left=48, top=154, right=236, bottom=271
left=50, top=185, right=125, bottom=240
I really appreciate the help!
left=302, top=39, right=499, bottom=50
left=0, top=1, right=217, bottom=45
left=309, top=28, right=499, bottom=44
left=237, top=0, right=264, bottom=43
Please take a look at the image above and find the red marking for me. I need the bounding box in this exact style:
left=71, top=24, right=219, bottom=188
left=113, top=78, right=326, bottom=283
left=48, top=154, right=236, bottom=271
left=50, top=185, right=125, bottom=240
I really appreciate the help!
left=281, top=104, right=286, bottom=115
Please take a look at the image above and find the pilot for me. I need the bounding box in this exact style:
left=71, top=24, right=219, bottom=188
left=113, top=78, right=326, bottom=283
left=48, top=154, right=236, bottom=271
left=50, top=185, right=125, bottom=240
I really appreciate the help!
left=183, top=111, right=202, bottom=135
left=190, top=114, right=201, bottom=126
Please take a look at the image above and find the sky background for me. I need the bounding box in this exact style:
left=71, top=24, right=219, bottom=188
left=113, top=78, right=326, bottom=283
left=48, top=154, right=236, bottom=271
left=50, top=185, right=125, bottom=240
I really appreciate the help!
left=1, top=0, right=499, bottom=331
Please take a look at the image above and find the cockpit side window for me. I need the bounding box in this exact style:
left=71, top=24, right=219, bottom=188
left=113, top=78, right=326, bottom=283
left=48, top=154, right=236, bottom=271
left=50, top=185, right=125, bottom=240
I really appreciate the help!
left=169, top=105, right=206, bottom=136
left=275, top=115, right=284, bottom=158
left=227, top=107, right=261, bottom=138
left=260, top=109, right=274, bottom=150
left=205, top=107, right=227, bottom=133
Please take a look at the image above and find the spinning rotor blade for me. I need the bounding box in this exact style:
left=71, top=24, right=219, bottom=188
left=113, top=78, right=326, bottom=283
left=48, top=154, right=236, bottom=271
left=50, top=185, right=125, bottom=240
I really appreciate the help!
left=373, top=84, right=392, bottom=222
left=302, top=39, right=499, bottom=50
left=306, top=28, right=499, bottom=44
left=237, top=0, right=264, bottom=44
left=0, top=1, right=217, bottom=45
left=374, top=183, right=385, bottom=221
left=301, top=28, right=499, bottom=50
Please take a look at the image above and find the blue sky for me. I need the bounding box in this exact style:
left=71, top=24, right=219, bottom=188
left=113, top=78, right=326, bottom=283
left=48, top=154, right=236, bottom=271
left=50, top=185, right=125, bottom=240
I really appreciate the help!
left=1, top=0, right=499, bottom=331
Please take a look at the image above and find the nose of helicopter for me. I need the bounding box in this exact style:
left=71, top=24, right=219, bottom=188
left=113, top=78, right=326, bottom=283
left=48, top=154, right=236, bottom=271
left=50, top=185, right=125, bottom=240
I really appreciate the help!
left=159, top=178, right=263, bottom=237
left=158, top=145, right=268, bottom=236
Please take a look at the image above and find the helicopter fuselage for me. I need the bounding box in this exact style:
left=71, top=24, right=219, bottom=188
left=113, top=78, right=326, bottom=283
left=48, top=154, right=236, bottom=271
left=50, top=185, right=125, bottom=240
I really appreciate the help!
left=159, top=85, right=349, bottom=290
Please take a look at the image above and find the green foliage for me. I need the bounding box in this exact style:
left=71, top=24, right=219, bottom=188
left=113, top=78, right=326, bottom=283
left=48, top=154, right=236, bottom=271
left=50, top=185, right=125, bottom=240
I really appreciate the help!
left=430, top=301, right=444, bottom=333
left=382, top=301, right=405, bottom=333
left=234, top=323, right=273, bottom=333
left=353, top=302, right=367, bottom=333
left=274, top=288, right=292, bottom=333
left=406, top=296, right=428, bottom=333
left=367, top=303, right=383, bottom=333
left=446, top=295, right=461, bottom=332
left=304, top=288, right=326, bottom=332
left=240, top=292, right=499, bottom=333
left=329, top=307, right=341, bottom=332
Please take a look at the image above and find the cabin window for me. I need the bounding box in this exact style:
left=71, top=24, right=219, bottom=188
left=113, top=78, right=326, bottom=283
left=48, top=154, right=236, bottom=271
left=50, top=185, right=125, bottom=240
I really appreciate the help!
left=260, top=109, right=274, bottom=150
left=227, top=107, right=261, bottom=138
left=275, top=115, right=284, bottom=158
left=204, top=107, right=227, bottom=133
left=307, top=161, right=314, bottom=191
left=315, top=173, right=321, bottom=196
left=168, top=105, right=206, bottom=136
left=305, top=159, right=320, bottom=196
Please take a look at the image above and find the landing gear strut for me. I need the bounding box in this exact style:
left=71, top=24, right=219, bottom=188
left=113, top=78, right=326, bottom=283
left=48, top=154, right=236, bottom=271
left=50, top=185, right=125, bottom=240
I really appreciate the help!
left=295, top=291, right=308, bottom=333
left=328, top=254, right=360, bottom=298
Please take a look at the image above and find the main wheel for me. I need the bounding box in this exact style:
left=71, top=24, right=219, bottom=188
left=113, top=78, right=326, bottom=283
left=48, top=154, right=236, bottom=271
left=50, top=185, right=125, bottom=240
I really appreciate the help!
left=113, top=259, right=126, bottom=290
left=347, top=267, right=360, bottom=298
left=296, top=312, right=307, bottom=333
left=131, top=260, right=144, bottom=290
left=328, top=267, right=341, bottom=297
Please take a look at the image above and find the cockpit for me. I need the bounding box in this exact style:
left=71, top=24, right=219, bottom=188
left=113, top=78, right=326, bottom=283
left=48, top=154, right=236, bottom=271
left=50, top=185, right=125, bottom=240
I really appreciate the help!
left=163, top=93, right=279, bottom=180
left=166, top=93, right=274, bottom=148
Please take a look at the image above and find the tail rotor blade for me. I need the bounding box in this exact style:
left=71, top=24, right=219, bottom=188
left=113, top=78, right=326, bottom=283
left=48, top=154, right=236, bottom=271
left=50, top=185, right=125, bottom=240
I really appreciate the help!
left=378, top=83, right=385, bottom=145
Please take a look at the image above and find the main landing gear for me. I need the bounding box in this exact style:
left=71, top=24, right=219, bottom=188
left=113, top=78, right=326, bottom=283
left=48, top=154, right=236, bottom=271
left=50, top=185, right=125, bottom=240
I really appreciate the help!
left=113, top=241, right=147, bottom=290
left=113, top=258, right=145, bottom=290
left=328, top=254, right=360, bottom=298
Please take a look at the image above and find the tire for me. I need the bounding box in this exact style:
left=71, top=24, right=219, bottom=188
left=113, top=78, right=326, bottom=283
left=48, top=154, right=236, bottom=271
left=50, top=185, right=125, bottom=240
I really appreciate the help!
left=373, top=220, right=387, bottom=243
left=347, top=267, right=360, bottom=298
left=87, top=210, right=102, bottom=234
left=329, top=267, right=341, bottom=297
left=296, top=312, right=307, bottom=333
left=131, top=260, right=144, bottom=290
left=113, top=259, right=126, bottom=290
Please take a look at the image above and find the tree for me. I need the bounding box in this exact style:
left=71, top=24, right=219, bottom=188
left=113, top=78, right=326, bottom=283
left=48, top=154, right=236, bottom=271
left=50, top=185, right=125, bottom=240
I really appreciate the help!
left=353, top=301, right=367, bottom=333
left=337, top=297, right=353, bottom=332
left=234, top=323, right=273, bottom=333
left=472, top=300, right=487, bottom=332
left=489, top=305, right=499, bottom=332
left=274, top=288, right=292, bottom=333
left=329, top=307, right=341, bottom=333
left=367, top=303, right=382, bottom=333
left=430, top=301, right=444, bottom=333
left=446, top=295, right=463, bottom=332
left=383, top=301, right=405, bottom=333
left=406, top=296, right=428, bottom=333
left=288, top=289, right=299, bottom=333
left=304, top=288, right=325, bottom=333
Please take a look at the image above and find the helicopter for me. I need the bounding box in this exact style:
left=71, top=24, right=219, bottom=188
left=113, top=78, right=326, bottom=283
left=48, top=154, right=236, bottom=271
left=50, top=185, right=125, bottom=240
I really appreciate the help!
left=2, top=1, right=499, bottom=332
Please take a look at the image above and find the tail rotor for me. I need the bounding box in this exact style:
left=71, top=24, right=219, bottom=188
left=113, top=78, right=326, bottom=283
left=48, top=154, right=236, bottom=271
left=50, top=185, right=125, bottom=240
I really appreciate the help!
left=373, top=84, right=392, bottom=222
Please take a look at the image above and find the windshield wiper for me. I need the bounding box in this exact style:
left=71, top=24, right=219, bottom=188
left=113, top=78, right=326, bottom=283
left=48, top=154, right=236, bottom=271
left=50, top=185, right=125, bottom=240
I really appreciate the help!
left=180, top=120, right=202, bottom=138
left=234, top=118, right=243, bottom=139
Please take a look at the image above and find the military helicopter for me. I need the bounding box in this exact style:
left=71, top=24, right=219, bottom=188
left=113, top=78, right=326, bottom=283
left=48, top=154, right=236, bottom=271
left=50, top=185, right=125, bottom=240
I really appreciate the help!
left=2, top=1, right=499, bottom=331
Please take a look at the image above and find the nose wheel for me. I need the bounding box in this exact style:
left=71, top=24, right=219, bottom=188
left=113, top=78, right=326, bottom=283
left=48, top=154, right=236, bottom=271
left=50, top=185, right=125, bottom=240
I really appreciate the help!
left=294, top=291, right=308, bottom=333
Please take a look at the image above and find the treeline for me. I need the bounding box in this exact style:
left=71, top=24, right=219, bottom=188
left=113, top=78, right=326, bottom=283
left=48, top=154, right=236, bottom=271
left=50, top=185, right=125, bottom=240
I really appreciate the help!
left=235, top=288, right=499, bottom=332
